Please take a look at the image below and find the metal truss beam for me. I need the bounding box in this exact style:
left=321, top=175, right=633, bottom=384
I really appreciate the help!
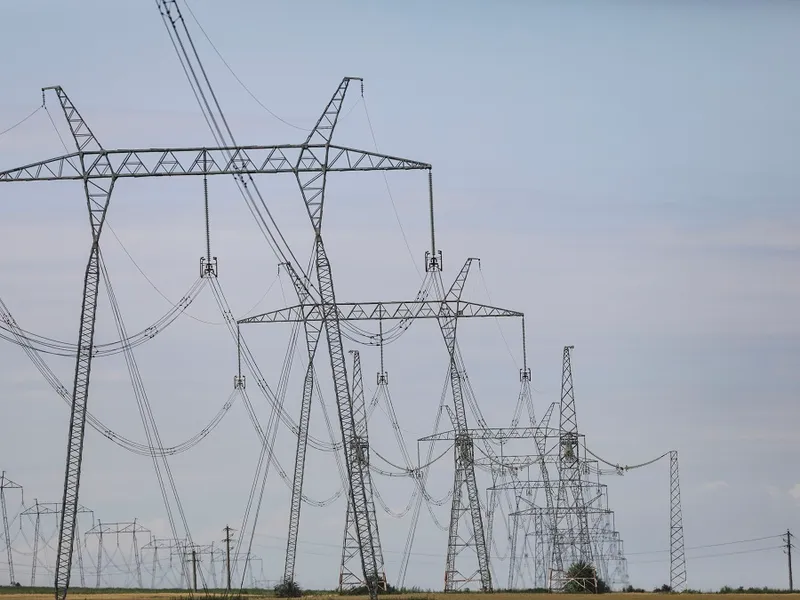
left=240, top=300, right=523, bottom=325
left=0, top=145, right=430, bottom=182
left=489, top=479, right=603, bottom=493
left=85, top=521, right=151, bottom=536
left=421, top=426, right=560, bottom=443
left=20, top=502, right=93, bottom=516
left=511, top=505, right=615, bottom=518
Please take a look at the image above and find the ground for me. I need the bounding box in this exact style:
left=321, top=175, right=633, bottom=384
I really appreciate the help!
left=1, top=593, right=797, bottom=600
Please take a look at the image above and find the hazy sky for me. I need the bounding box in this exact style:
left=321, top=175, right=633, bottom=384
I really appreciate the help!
left=0, top=0, right=798, bottom=592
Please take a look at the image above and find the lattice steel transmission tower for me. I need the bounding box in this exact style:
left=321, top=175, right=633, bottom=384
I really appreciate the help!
left=85, top=521, right=150, bottom=589
left=141, top=538, right=191, bottom=589
left=0, top=74, right=429, bottom=599
left=0, top=472, right=22, bottom=585
left=21, top=500, right=92, bottom=587
left=339, top=350, right=387, bottom=591
left=669, top=450, right=686, bottom=591
left=550, top=346, right=593, bottom=591
left=439, top=259, right=492, bottom=592
left=420, top=424, right=554, bottom=590
left=244, top=259, right=526, bottom=592
left=279, top=260, right=323, bottom=588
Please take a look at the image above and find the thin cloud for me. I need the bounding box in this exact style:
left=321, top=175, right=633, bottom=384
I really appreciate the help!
left=701, top=480, right=729, bottom=492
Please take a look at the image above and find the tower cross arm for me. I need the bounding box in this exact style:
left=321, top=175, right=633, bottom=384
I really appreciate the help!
left=238, top=300, right=524, bottom=324
left=419, top=425, right=559, bottom=443
left=0, top=144, right=431, bottom=182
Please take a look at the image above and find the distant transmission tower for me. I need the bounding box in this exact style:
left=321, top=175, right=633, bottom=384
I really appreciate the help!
left=550, top=346, right=593, bottom=591
left=243, top=258, right=525, bottom=592
left=0, top=472, right=22, bottom=585
left=669, top=451, right=687, bottom=591
left=21, top=500, right=92, bottom=587
left=85, top=521, right=151, bottom=588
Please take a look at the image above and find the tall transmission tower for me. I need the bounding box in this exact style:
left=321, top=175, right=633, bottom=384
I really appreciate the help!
left=438, top=259, right=492, bottom=592
left=0, top=81, right=429, bottom=600
left=243, top=259, right=526, bottom=591
left=550, top=346, right=593, bottom=591
left=669, top=450, right=686, bottom=591
left=339, top=350, right=386, bottom=591
left=0, top=472, right=22, bottom=585
left=420, top=424, right=556, bottom=589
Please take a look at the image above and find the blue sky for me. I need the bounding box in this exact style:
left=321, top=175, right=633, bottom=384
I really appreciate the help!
left=0, top=0, right=799, bottom=592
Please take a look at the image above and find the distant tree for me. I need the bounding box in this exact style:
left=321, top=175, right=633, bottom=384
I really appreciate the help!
left=564, top=561, right=608, bottom=594
left=274, top=578, right=303, bottom=598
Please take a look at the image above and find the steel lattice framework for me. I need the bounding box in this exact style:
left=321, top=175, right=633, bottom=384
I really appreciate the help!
left=0, top=79, right=431, bottom=600
left=20, top=500, right=93, bottom=588
left=85, top=521, right=151, bottom=589
left=0, top=146, right=426, bottom=182
left=0, top=472, right=22, bottom=586
left=339, top=350, right=387, bottom=591
left=669, top=451, right=687, bottom=591
left=435, top=260, right=492, bottom=591
left=243, top=259, right=526, bottom=592
left=240, top=300, right=522, bottom=324
left=279, top=262, right=323, bottom=586
left=550, top=346, right=594, bottom=590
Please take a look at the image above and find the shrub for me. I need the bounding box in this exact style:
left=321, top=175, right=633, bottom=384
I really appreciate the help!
left=275, top=579, right=303, bottom=598
left=563, top=560, right=608, bottom=594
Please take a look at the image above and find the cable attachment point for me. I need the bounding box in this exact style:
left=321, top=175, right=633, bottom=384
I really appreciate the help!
left=200, top=256, right=218, bottom=278
left=234, top=325, right=245, bottom=389
left=425, top=250, right=443, bottom=273
left=376, top=371, right=389, bottom=386
left=520, top=368, right=531, bottom=382
left=233, top=375, right=246, bottom=390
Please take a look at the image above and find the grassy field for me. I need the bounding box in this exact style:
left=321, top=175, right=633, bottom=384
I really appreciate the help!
left=1, top=594, right=799, bottom=600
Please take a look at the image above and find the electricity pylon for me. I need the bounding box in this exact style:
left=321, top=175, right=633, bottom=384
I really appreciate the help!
left=85, top=521, right=151, bottom=588
left=20, top=500, right=92, bottom=587
left=0, top=77, right=429, bottom=600
left=339, top=350, right=387, bottom=591
left=669, top=451, right=686, bottom=591
left=279, top=261, right=323, bottom=587
left=0, top=472, right=22, bottom=585
left=242, top=259, right=526, bottom=591
left=550, top=346, right=593, bottom=591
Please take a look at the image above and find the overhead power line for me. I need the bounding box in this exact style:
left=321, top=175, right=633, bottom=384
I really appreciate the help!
left=627, top=534, right=786, bottom=557
left=628, top=545, right=785, bottom=566
left=0, top=105, right=42, bottom=138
